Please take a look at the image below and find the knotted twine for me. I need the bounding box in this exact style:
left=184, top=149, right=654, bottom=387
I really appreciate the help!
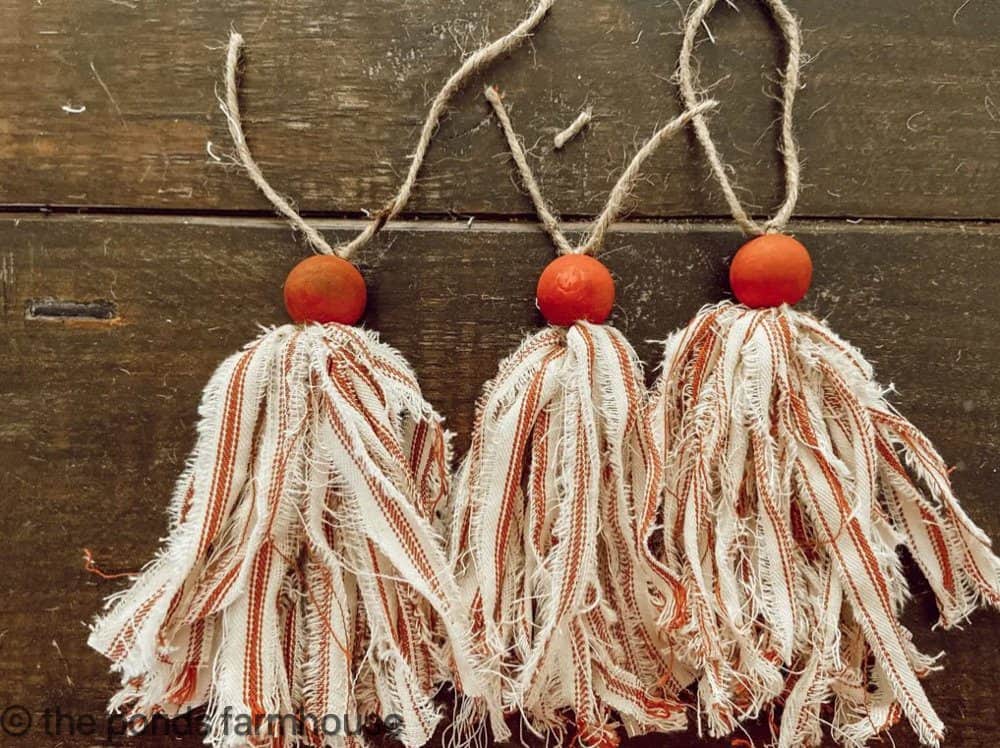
left=89, top=5, right=558, bottom=747
left=448, top=87, right=717, bottom=745
left=648, top=2, right=1000, bottom=746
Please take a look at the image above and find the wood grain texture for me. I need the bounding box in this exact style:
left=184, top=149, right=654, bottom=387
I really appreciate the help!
left=0, top=0, right=999, bottom=219
left=0, top=214, right=997, bottom=746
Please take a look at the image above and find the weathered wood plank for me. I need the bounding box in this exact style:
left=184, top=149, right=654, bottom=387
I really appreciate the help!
left=1, top=0, right=998, bottom=219
left=0, top=214, right=998, bottom=746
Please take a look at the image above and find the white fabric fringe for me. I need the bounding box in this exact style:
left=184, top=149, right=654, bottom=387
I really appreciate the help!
left=649, top=301, right=1000, bottom=747
left=449, top=323, right=691, bottom=747
left=89, top=323, right=481, bottom=747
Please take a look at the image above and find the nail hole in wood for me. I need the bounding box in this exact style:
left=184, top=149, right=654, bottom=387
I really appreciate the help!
left=26, top=298, right=118, bottom=322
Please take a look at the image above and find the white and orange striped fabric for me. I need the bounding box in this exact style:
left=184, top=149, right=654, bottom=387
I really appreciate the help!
left=449, top=323, right=692, bottom=746
left=648, top=301, right=1000, bottom=747
left=89, top=323, right=481, bottom=747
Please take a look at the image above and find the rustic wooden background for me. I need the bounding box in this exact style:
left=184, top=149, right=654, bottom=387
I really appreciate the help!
left=1, top=1, right=998, bottom=746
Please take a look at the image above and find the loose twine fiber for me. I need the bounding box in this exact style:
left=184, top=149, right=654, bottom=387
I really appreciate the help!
left=484, top=85, right=717, bottom=257
left=221, top=0, right=556, bottom=260
left=552, top=107, right=592, bottom=149
left=677, top=0, right=802, bottom=236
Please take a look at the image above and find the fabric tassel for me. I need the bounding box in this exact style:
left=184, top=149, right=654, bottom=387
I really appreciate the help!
left=454, top=86, right=718, bottom=746
left=88, top=8, right=560, bottom=743
left=449, top=323, right=690, bottom=745
left=648, top=301, right=1000, bottom=746
left=665, top=0, right=1000, bottom=743
left=89, top=324, right=480, bottom=746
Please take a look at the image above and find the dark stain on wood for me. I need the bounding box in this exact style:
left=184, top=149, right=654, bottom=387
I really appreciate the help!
left=26, top=298, right=118, bottom=322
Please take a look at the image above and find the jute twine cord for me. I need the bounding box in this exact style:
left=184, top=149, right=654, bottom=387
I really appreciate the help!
left=579, top=98, right=716, bottom=255
left=223, top=33, right=337, bottom=256
left=553, top=107, right=592, bottom=149
left=677, top=0, right=802, bottom=236
left=485, top=86, right=574, bottom=255
left=221, top=0, right=557, bottom=261
left=485, top=85, right=716, bottom=256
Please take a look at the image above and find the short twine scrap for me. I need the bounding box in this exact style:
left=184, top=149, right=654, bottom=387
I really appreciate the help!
left=553, top=107, right=592, bottom=149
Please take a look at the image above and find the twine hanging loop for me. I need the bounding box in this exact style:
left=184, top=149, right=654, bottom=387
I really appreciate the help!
left=677, top=0, right=802, bottom=236
left=220, top=0, right=557, bottom=261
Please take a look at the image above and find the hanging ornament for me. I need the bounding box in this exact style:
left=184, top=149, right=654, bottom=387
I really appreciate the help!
left=647, top=1, right=1000, bottom=746
left=448, top=85, right=717, bottom=745
left=86, top=5, right=555, bottom=744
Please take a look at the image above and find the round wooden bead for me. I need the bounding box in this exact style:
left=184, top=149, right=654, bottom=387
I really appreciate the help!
left=729, top=233, right=812, bottom=308
left=536, top=254, right=615, bottom=326
left=283, top=255, right=367, bottom=325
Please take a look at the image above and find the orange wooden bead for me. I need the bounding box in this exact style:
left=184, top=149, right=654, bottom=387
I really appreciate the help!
left=283, top=255, right=367, bottom=325
left=729, top=233, right=812, bottom=308
left=536, top=254, right=615, bottom=326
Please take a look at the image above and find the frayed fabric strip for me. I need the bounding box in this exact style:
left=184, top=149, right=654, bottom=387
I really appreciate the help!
left=449, top=322, right=692, bottom=746
left=88, top=323, right=482, bottom=748
left=648, top=301, right=1000, bottom=747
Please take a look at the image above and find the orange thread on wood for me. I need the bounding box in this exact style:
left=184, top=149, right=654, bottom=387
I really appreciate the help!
left=82, top=548, right=136, bottom=580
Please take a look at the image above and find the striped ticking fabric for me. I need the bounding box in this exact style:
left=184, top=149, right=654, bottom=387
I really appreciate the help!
left=649, top=301, right=1000, bottom=748
left=449, top=322, right=692, bottom=745
left=89, top=323, right=480, bottom=747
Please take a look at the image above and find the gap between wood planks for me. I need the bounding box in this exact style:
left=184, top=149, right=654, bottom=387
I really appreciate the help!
left=0, top=210, right=999, bottom=236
